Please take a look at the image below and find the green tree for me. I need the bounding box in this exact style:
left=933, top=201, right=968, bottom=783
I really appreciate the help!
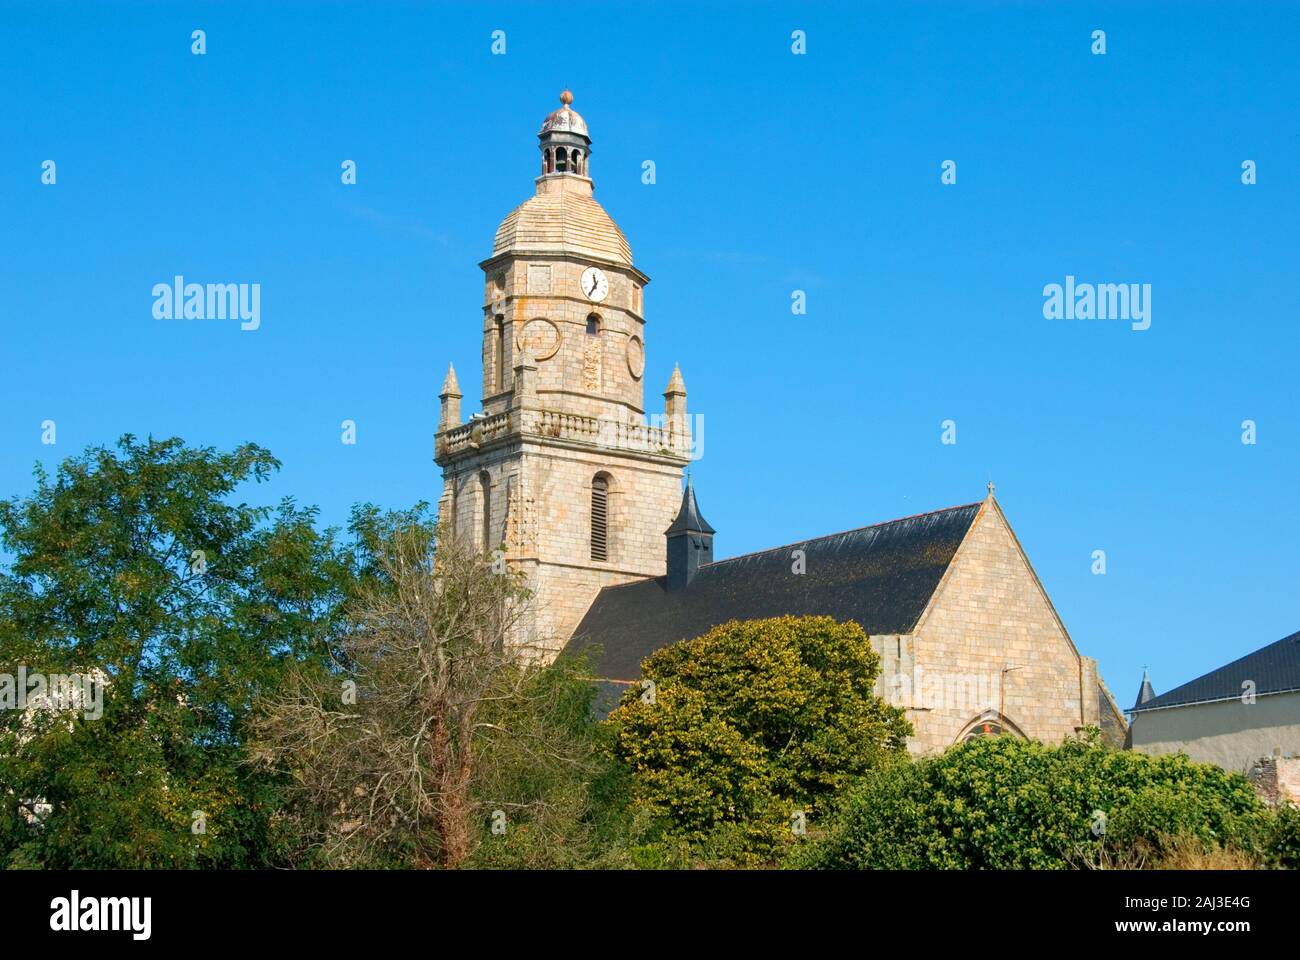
left=0, top=436, right=395, bottom=868
left=607, top=616, right=911, bottom=858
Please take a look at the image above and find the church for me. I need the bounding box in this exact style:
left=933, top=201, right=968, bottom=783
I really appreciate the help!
left=434, top=92, right=1126, bottom=754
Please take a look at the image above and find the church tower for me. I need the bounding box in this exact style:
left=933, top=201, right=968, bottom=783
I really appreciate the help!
left=435, top=91, right=694, bottom=659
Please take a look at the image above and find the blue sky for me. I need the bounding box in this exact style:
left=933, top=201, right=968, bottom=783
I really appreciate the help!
left=3, top=1, right=1298, bottom=705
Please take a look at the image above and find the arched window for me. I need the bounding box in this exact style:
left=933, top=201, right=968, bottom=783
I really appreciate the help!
left=956, top=711, right=1026, bottom=744
left=544, top=147, right=554, bottom=174
left=572, top=150, right=583, bottom=175
left=555, top=147, right=568, bottom=173
left=586, top=313, right=601, bottom=336
left=447, top=479, right=459, bottom=540
left=494, top=315, right=506, bottom=392
left=479, top=471, right=492, bottom=552
left=964, top=720, right=1003, bottom=740
left=590, top=474, right=609, bottom=561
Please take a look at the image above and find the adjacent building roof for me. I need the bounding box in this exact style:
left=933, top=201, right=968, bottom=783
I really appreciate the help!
left=1131, top=630, right=1300, bottom=712
left=567, top=502, right=982, bottom=683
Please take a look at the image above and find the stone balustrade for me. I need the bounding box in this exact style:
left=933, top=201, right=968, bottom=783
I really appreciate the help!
left=437, top=406, right=689, bottom=460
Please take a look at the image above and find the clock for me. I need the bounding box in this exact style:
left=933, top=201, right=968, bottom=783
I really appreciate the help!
left=580, top=266, right=609, bottom=303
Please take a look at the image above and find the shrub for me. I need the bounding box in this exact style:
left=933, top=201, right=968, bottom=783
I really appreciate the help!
left=796, top=735, right=1269, bottom=870
left=1263, top=802, right=1300, bottom=869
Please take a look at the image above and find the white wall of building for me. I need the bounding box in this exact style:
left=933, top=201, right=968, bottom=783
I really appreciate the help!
left=1130, top=691, right=1300, bottom=773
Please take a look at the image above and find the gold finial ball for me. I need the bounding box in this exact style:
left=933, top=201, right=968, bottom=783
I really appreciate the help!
left=559, top=89, right=574, bottom=106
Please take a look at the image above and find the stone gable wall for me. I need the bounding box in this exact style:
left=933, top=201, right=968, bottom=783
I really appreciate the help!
left=907, top=501, right=1094, bottom=753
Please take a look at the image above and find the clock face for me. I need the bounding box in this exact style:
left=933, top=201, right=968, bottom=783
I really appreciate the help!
left=580, top=266, right=609, bottom=303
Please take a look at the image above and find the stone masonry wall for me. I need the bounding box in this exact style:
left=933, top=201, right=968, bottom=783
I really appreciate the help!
left=1247, top=755, right=1300, bottom=806
left=480, top=254, right=647, bottom=422
left=520, top=440, right=683, bottom=656
left=440, top=436, right=684, bottom=660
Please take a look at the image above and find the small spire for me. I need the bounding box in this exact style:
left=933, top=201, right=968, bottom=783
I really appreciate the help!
left=664, top=363, right=686, bottom=396
left=1133, top=669, right=1157, bottom=710
left=987, top=479, right=996, bottom=497
left=666, top=475, right=714, bottom=536
left=665, top=473, right=715, bottom=590
left=439, top=363, right=461, bottom=398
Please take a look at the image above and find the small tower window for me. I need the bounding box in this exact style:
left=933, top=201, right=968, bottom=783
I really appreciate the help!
left=590, top=475, right=609, bottom=561
left=586, top=313, right=601, bottom=336
left=572, top=150, right=583, bottom=175
left=555, top=147, right=568, bottom=173
left=480, top=471, right=492, bottom=552
left=543, top=147, right=553, bottom=175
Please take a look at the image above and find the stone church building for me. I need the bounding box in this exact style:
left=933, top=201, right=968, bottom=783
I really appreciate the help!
left=435, top=92, right=1125, bottom=754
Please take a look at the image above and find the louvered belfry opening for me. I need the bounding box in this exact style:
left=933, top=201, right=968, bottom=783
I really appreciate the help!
left=591, top=475, right=609, bottom=561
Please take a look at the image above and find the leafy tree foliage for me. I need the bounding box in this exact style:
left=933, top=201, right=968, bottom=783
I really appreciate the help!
left=0, top=436, right=400, bottom=867
left=796, top=734, right=1271, bottom=870
left=607, top=616, right=911, bottom=857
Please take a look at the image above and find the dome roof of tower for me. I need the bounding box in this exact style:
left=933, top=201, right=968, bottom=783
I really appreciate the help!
left=540, top=90, right=589, bottom=138
left=493, top=191, right=632, bottom=266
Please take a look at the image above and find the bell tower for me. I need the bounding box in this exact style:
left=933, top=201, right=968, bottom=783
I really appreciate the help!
left=435, top=91, right=694, bottom=659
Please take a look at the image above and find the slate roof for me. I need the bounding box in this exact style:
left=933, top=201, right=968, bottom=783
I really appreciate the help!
left=1131, top=630, right=1300, bottom=713
left=566, top=502, right=983, bottom=685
